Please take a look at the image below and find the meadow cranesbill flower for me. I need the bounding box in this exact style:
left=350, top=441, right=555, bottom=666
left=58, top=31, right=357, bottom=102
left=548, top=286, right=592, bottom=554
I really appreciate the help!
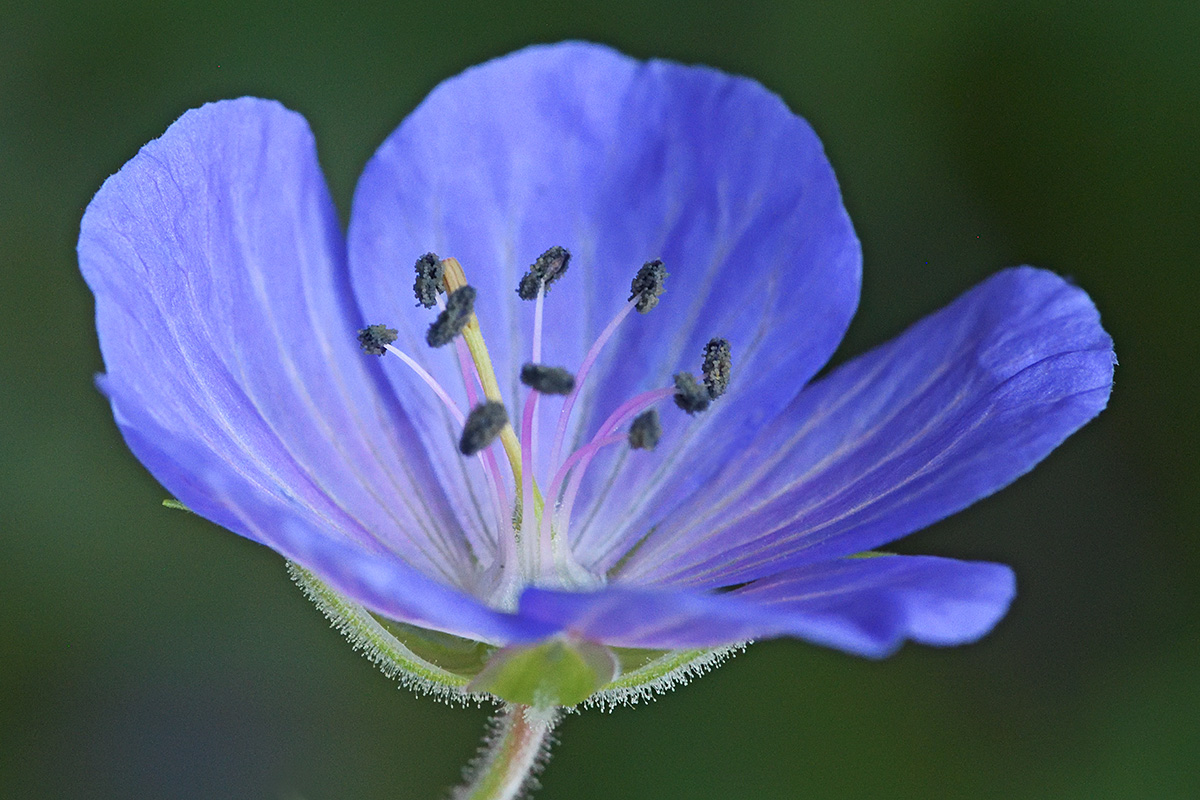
left=79, top=42, right=1114, bottom=798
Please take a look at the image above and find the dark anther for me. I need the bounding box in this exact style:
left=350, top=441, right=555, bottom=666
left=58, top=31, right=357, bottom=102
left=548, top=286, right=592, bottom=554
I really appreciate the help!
left=628, top=409, right=662, bottom=450
left=520, top=363, right=576, bottom=395
left=517, top=246, right=572, bottom=300
left=629, top=259, right=668, bottom=313
left=357, top=324, right=398, bottom=356
left=673, top=372, right=711, bottom=414
left=413, top=252, right=445, bottom=308
left=459, top=401, right=509, bottom=456
left=426, top=285, right=476, bottom=347
left=701, top=337, right=732, bottom=399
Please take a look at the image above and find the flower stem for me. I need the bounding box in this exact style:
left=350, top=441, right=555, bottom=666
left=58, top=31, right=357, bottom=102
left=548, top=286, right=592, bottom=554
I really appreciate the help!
left=453, top=704, right=561, bottom=800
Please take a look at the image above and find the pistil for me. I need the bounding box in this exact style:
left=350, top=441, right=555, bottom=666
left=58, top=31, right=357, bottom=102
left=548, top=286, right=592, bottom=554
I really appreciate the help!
left=441, top=257, right=541, bottom=512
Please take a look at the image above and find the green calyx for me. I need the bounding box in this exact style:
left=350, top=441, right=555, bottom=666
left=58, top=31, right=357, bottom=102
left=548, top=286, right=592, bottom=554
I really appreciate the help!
left=469, top=639, right=618, bottom=708
left=287, top=563, right=743, bottom=710
left=160, top=500, right=740, bottom=708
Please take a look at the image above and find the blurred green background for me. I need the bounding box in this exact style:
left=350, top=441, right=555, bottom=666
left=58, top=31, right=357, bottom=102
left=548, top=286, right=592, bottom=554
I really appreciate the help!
left=2, top=1, right=1196, bottom=797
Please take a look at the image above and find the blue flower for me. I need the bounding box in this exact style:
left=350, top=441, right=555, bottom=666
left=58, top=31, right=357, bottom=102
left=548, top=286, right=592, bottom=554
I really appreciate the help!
left=78, top=43, right=1113, bottom=698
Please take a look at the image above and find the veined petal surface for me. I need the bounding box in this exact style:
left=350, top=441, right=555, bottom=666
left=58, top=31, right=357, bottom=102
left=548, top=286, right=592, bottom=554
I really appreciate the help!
left=348, top=42, right=861, bottom=557
left=616, top=267, right=1114, bottom=587
left=517, top=555, right=1014, bottom=656
left=78, top=47, right=1113, bottom=666
left=112, top=397, right=550, bottom=644
left=79, top=98, right=483, bottom=593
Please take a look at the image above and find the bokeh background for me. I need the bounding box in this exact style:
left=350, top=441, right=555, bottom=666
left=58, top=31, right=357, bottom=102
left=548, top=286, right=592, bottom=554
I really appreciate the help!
left=3, top=1, right=1197, bottom=797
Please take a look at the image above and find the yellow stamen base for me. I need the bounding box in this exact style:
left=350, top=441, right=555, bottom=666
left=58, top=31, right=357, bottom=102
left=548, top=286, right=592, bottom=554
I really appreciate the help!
left=442, top=257, right=543, bottom=516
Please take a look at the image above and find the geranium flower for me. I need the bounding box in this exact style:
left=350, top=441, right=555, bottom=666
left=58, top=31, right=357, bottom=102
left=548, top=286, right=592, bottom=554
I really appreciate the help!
left=79, top=40, right=1112, bottom=745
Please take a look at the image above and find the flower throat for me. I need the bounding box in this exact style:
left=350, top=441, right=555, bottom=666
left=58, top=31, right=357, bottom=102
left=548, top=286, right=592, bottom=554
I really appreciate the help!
left=358, top=248, right=731, bottom=611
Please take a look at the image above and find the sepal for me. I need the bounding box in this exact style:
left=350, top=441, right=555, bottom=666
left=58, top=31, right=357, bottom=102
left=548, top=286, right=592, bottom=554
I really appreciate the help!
left=469, top=639, right=618, bottom=708
left=292, top=564, right=742, bottom=708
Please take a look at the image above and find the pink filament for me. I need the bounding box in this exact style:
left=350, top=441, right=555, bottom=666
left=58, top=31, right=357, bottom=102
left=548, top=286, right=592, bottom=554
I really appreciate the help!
left=538, top=432, right=627, bottom=569
left=550, top=385, right=674, bottom=552
left=451, top=327, right=512, bottom=557
left=547, top=298, right=637, bottom=475
left=596, top=386, right=674, bottom=437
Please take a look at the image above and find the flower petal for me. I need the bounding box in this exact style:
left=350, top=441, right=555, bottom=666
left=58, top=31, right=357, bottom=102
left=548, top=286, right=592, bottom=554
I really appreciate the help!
left=517, top=555, right=1014, bottom=656
left=347, top=42, right=860, bottom=537
left=616, top=267, right=1114, bottom=587
left=79, top=98, right=479, bottom=588
left=111, top=398, right=548, bottom=644
left=730, top=555, right=1015, bottom=654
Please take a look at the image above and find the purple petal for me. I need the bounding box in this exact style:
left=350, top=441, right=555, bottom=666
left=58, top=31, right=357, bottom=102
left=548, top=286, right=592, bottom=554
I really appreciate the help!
left=78, top=98, right=484, bottom=589
left=347, top=42, right=860, bottom=537
left=517, top=555, right=1014, bottom=656
left=112, top=398, right=548, bottom=644
left=616, top=267, right=1114, bottom=587
left=730, top=555, right=1015, bottom=653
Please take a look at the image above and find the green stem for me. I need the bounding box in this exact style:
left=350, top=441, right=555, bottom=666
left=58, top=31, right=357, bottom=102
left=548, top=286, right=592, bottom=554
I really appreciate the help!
left=453, top=704, right=561, bottom=800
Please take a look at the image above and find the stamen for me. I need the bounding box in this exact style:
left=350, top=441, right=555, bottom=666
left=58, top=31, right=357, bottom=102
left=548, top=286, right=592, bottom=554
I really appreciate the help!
left=451, top=334, right=511, bottom=548
left=597, top=386, right=675, bottom=438
left=439, top=258, right=539, bottom=509
left=629, top=259, right=668, bottom=313
left=532, top=284, right=546, bottom=363
left=356, top=323, right=398, bottom=355
left=380, top=344, right=464, bottom=425
left=359, top=329, right=509, bottom=554
left=673, top=372, right=711, bottom=414
left=426, top=285, right=476, bottom=347
left=526, top=286, right=546, bottom=489
left=520, top=364, right=576, bottom=395
left=519, top=285, right=548, bottom=538
left=701, top=337, right=732, bottom=399
left=538, top=432, right=627, bottom=574
left=460, top=401, right=509, bottom=456
left=548, top=260, right=669, bottom=476
left=541, top=387, right=674, bottom=568
left=413, top=252, right=445, bottom=308
left=547, top=297, right=636, bottom=474
left=628, top=409, right=662, bottom=450
left=517, top=246, right=571, bottom=300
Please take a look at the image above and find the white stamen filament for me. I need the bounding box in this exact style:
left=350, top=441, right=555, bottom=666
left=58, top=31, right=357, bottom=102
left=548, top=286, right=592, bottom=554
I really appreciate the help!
left=518, top=286, right=546, bottom=577
left=526, top=286, right=545, bottom=488
left=381, top=341, right=509, bottom=557
left=382, top=343, right=465, bottom=425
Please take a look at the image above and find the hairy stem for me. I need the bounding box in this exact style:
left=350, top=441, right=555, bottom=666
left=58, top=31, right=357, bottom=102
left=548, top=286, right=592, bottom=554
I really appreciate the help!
left=453, top=704, right=561, bottom=800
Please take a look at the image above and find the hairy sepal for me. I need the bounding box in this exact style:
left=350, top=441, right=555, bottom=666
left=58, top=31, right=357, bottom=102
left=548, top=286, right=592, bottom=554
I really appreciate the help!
left=291, top=564, right=744, bottom=708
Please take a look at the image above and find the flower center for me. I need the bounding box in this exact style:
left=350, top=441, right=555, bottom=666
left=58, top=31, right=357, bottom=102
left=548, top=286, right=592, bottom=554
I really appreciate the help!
left=359, top=249, right=730, bottom=611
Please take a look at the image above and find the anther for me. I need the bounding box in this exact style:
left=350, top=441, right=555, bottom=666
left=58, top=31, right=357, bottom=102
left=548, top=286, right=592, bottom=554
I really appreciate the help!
left=413, top=252, right=445, bottom=308
left=426, top=285, right=476, bottom=347
left=357, top=323, right=398, bottom=355
left=701, top=337, right=732, bottom=399
left=629, top=259, right=668, bottom=313
left=520, top=363, right=576, bottom=395
left=459, top=401, right=509, bottom=456
left=517, top=246, right=571, bottom=300
left=673, top=372, right=711, bottom=414
left=628, top=409, right=662, bottom=450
